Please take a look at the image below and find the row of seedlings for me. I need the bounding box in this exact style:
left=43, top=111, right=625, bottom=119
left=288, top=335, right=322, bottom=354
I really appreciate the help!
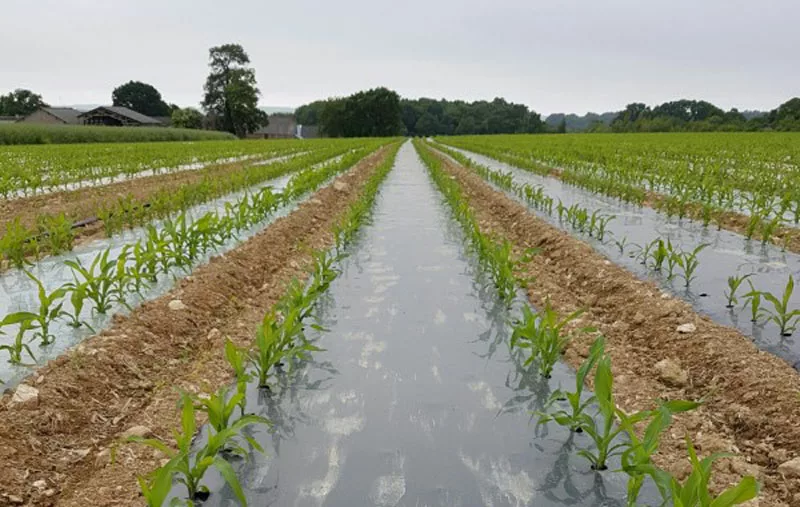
left=0, top=146, right=387, bottom=373
left=127, top=143, right=402, bottom=506
left=0, top=142, right=379, bottom=269
left=413, top=140, right=760, bottom=506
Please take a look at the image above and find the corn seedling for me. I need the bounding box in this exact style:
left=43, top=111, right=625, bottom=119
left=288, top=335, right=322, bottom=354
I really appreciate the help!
left=761, top=275, right=800, bottom=336
left=225, top=338, right=252, bottom=415
left=0, top=218, right=35, bottom=269
left=725, top=273, right=753, bottom=308
left=21, top=270, right=67, bottom=345
left=59, top=281, right=95, bottom=332
left=675, top=244, right=708, bottom=288
left=538, top=336, right=605, bottom=432
left=614, top=236, right=629, bottom=255
left=65, top=249, right=116, bottom=314
left=37, top=213, right=74, bottom=255
left=742, top=281, right=766, bottom=323
left=0, top=318, right=36, bottom=364
left=625, top=436, right=759, bottom=507
left=129, top=394, right=269, bottom=505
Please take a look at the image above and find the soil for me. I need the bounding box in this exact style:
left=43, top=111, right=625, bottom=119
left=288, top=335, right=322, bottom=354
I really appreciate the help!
left=0, top=147, right=390, bottom=507
left=431, top=149, right=800, bottom=507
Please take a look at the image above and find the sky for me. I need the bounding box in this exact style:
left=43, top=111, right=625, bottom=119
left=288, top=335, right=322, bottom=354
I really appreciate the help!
left=2, top=0, right=798, bottom=116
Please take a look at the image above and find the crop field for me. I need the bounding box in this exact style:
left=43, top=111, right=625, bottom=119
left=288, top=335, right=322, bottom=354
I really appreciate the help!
left=0, top=123, right=237, bottom=146
left=1, top=135, right=799, bottom=506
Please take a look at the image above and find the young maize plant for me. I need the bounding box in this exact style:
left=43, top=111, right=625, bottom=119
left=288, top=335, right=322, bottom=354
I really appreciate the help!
left=0, top=318, right=36, bottom=364
left=725, top=273, right=753, bottom=308
left=224, top=338, right=252, bottom=416
left=674, top=244, right=708, bottom=288
left=510, top=300, right=586, bottom=379
left=537, top=336, right=606, bottom=432
left=129, top=394, right=270, bottom=506
left=64, top=249, right=117, bottom=314
left=59, top=281, right=95, bottom=332
left=761, top=275, right=800, bottom=336
left=625, top=436, right=759, bottom=507
left=742, top=281, right=766, bottom=323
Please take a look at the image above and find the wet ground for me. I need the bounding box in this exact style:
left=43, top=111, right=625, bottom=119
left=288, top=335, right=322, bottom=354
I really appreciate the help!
left=197, top=143, right=648, bottom=506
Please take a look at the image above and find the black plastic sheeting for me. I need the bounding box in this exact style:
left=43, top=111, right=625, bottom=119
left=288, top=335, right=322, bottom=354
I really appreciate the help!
left=189, top=143, right=659, bottom=506
left=438, top=144, right=800, bottom=369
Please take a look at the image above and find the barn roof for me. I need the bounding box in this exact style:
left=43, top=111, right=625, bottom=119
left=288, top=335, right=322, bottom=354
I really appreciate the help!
left=78, top=106, right=162, bottom=125
left=43, top=107, right=82, bottom=124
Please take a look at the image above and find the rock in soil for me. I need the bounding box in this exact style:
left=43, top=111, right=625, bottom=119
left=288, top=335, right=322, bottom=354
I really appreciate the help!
left=9, top=384, right=39, bottom=408
left=655, top=358, right=688, bottom=387
left=119, top=425, right=152, bottom=439
left=333, top=180, right=349, bottom=192
left=777, top=457, right=800, bottom=478
left=168, top=299, right=188, bottom=311
left=676, top=322, right=697, bottom=334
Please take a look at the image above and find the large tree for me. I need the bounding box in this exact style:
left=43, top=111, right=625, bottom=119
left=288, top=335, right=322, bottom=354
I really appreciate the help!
left=201, top=44, right=267, bottom=137
left=171, top=107, right=204, bottom=129
left=0, top=89, right=48, bottom=116
left=112, top=81, right=171, bottom=117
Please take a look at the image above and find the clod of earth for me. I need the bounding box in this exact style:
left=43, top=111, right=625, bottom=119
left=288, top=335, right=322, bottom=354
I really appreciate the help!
left=655, top=358, right=689, bottom=387
left=119, top=425, right=152, bottom=439
left=676, top=322, right=697, bottom=334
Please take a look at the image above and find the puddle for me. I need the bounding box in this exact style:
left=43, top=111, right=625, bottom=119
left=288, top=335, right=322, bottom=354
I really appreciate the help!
left=440, top=145, right=800, bottom=369
left=193, top=143, right=653, bottom=506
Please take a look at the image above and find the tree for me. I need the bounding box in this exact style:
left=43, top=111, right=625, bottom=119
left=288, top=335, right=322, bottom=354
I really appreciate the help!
left=202, top=44, right=267, bottom=137
left=557, top=117, right=567, bottom=134
left=0, top=89, right=48, bottom=116
left=171, top=107, right=204, bottom=129
left=112, top=81, right=170, bottom=117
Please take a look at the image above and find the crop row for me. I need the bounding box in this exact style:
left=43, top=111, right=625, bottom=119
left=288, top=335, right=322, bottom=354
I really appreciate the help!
left=439, top=134, right=800, bottom=247
left=128, top=142, right=402, bottom=506
left=0, top=143, right=391, bottom=372
left=0, top=138, right=361, bottom=197
left=413, top=139, right=760, bottom=506
left=0, top=141, right=384, bottom=269
left=430, top=142, right=800, bottom=339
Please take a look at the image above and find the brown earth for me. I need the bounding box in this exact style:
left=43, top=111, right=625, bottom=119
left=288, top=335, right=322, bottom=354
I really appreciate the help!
left=0, top=146, right=391, bottom=507
left=429, top=148, right=800, bottom=507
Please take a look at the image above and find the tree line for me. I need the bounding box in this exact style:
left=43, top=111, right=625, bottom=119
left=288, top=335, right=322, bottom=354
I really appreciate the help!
left=296, top=91, right=545, bottom=137
left=597, top=98, right=800, bottom=133
left=1, top=43, right=268, bottom=137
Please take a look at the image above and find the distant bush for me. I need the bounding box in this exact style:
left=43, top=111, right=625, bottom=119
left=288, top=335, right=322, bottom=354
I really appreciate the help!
left=0, top=124, right=236, bottom=145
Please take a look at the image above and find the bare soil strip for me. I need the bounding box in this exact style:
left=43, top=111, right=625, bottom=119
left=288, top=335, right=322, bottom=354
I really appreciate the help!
left=432, top=151, right=800, bottom=506
left=452, top=146, right=800, bottom=255
left=0, top=147, right=390, bottom=507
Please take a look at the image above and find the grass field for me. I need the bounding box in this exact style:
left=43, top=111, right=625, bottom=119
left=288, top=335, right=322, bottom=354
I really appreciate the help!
left=0, top=123, right=236, bottom=145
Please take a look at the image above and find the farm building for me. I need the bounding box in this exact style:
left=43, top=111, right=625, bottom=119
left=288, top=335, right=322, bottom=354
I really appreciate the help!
left=0, top=116, right=19, bottom=124
left=19, top=107, right=82, bottom=125
left=248, top=115, right=297, bottom=139
left=78, top=106, right=162, bottom=127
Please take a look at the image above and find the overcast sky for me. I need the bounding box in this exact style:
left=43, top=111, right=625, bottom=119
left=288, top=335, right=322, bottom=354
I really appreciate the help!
left=2, top=0, right=798, bottom=115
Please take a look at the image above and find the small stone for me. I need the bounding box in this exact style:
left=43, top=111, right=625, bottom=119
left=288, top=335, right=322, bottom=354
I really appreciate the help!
left=632, top=312, right=646, bottom=325
left=777, top=457, right=800, bottom=478
left=43, top=489, right=56, bottom=497
left=207, top=328, right=221, bottom=341
left=36, top=375, right=45, bottom=385
left=655, top=358, right=688, bottom=387
left=95, top=448, right=111, bottom=467
left=32, top=479, right=47, bottom=490
left=119, top=425, right=152, bottom=439
left=677, top=323, right=696, bottom=334
left=333, top=180, right=349, bottom=192
left=7, top=495, right=23, bottom=505
left=9, top=384, right=39, bottom=408
left=168, top=299, right=187, bottom=311
left=661, top=293, right=671, bottom=300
